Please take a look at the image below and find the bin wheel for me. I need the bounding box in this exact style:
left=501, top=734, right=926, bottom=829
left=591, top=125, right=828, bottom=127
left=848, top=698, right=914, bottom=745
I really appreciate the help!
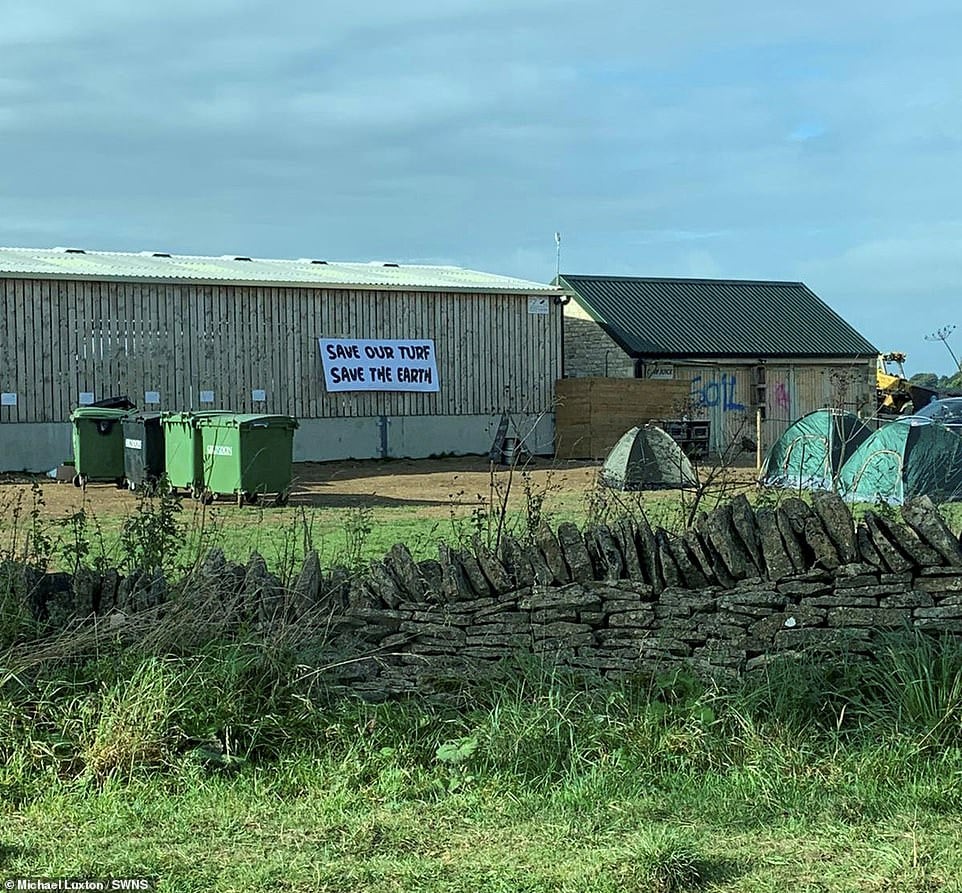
left=115, top=478, right=127, bottom=489
left=272, top=492, right=289, bottom=507
left=190, top=485, right=203, bottom=500
left=247, top=492, right=259, bottom=506
left=128, top=480, right=137, bottom=492
left=200, top=489, right=215, bottom=505
left=72, top=473, right=88, bottom=489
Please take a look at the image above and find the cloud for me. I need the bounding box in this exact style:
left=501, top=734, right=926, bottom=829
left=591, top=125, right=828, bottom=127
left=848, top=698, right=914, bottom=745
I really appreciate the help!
left=797, top=224, right=962, bottom=372
left=803, top=228, right=962, bottom=292
left=0, top=0, right=961, bottom=373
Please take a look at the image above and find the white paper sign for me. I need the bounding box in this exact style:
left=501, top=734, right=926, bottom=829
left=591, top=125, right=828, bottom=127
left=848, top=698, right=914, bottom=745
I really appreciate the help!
left=0, top=392, right=16, bottom=406
left=125, top=438, right=143, bottom=450
left=79, top=392, right=94, bottom=405
left=144, top=390, right=160, bottom=404
left=252, top=388, right=267, bottom=402
left=528, top=297, right=549, bottom=315
left=199, top=390, right=215, bottom=404
left=318, top=338, right=440, bottom=392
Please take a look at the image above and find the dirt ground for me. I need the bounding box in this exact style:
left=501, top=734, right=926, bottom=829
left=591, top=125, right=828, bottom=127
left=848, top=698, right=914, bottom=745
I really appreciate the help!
left=0, top=457, right=607, bottom=521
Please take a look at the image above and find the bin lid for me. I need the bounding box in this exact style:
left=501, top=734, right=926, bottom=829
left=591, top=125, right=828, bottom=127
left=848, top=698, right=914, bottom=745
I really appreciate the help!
left=160, top=410, right=233, bottom=425
left=70, top=407, right=130, bottom=421
left=196, top=413, right=299, bottom=429
left=124, top=411, right=163, bottom=423
left=90, top=395, right=137, bottom=410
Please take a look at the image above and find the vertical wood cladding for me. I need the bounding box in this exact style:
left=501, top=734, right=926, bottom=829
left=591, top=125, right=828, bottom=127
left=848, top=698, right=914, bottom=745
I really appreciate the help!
left=0, top=278, right=561, bottom=422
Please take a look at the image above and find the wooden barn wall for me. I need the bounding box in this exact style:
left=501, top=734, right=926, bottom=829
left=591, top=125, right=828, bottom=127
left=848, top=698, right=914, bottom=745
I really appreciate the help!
left=664, top=363, right=755, bottom=454
left=662, top=360, right=876, bottom=452
left=554, top=377, right=690, bottom=459
left=0, top=278, right=560, bottom=424
left=760, top=361, right=876, bottom=445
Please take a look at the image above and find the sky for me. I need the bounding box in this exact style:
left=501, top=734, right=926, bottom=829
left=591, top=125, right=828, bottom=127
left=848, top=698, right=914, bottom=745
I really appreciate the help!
left=1, top=0, right=960, bottom=375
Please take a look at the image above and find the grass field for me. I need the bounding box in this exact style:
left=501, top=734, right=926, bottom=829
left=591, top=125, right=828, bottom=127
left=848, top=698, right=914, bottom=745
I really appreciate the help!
left=6, top=745, right=962, bottom=892
left=0, top=457, right=756, bottom=575
left=3, top=458, right=960, bottom=578
left=3, top=643, right=962, bottom=892
left=4, top=457, right=962, bottom=891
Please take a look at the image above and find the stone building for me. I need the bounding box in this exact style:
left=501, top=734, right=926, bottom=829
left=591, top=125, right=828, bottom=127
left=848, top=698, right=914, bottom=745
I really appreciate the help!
left=559, top=274, right=878, bottom=452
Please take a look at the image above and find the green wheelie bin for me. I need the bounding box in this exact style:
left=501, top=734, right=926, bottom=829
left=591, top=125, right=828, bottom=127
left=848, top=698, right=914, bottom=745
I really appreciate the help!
left=70, top=406, right=130, bottom=487
left=195, top=414, right=298, bottom=505
left=161, top=411, right=231, bottom=497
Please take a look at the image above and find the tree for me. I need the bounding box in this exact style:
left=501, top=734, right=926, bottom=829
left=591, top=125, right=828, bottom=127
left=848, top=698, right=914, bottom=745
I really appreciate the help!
left=910, top=371, right=962, bottom=392
left=910, top=372, right=940, bottom=389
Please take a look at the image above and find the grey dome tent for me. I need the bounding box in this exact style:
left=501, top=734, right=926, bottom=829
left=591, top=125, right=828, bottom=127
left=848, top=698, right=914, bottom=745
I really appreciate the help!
left=837, top=419, right=962, bottom=505
left=760, top=409, right=871, bottom=491
left=601, top=425, right=698, bottom=491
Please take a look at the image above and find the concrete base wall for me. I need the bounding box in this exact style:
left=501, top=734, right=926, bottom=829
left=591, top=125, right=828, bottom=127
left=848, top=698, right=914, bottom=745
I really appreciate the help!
left=293, top=413, right=556, bottom=462
left=0, top=423, right=73, bottom=473
left=0, top=414, right=557, bottom=472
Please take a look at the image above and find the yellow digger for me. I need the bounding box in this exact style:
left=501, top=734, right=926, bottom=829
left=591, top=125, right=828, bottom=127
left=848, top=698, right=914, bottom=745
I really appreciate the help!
left=877, top=352, right=936, bottom=416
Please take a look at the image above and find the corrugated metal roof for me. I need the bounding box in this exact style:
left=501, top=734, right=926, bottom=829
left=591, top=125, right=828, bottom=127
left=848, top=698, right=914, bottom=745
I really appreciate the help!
left=560, top=275, right=878, bottom=359
left=0, top=246, right=557, bottom=294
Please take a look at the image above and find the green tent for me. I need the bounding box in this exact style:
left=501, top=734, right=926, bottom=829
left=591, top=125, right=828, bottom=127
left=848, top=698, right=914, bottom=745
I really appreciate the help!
left=760, top=409, right=871, bottom=491
left=837, top=420, right=962, bottom=505
left=601, top=425, right=698, bottom=491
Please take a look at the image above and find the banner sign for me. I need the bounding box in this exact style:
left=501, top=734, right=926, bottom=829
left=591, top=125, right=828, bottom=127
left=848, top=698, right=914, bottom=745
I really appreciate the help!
left=318, top=338, right=440, bottom=392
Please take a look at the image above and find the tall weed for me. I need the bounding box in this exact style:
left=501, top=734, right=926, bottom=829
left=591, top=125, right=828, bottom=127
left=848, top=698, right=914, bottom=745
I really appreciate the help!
left=80, top=657, right=182, bottom=779
left=119, top=484, right=183, bottom=574
left=855, top=631, right=962, bottom=747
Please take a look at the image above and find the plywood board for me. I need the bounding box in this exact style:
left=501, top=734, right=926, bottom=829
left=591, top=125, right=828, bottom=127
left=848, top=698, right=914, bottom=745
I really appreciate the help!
left=555, top=377, right=690, bottom=458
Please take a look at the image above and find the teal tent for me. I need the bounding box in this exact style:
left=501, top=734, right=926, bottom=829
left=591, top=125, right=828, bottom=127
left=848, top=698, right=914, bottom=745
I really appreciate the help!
left=601, top=425, right=698, bottom=491
left=837, top=420, right=962, bottom=505
left=760, top=409, right=871, bottom=491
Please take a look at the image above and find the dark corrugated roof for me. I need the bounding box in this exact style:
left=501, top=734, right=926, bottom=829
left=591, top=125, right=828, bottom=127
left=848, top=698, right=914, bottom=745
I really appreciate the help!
left=559, top=275, right=878, bottom=359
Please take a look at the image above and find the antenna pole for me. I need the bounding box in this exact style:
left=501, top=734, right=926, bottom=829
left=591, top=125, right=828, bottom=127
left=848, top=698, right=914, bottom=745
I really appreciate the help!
left=554, top=231, right=561, bottom=284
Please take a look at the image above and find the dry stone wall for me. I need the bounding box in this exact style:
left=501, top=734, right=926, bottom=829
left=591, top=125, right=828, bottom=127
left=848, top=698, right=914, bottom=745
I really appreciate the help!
left=10, top=493, right=962, bottom=700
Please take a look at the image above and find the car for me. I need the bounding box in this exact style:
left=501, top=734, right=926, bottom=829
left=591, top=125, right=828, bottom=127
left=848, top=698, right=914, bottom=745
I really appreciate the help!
left=900, top=397, right=962, bottom=433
